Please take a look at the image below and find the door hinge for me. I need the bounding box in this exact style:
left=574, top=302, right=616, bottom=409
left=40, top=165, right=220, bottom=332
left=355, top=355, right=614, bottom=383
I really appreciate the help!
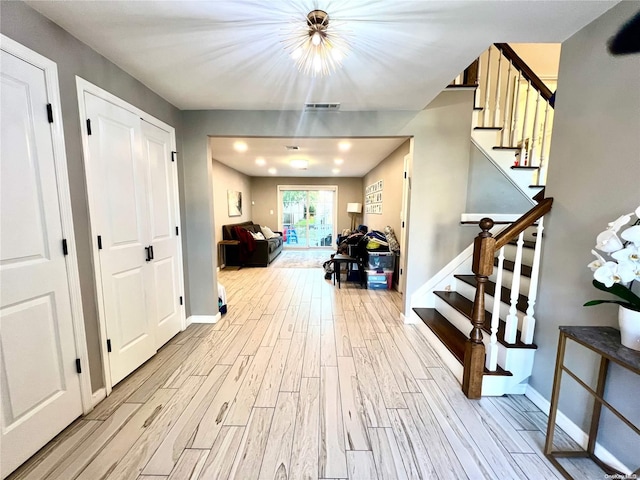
left=404, top=171, right=407, bottom=179
left=62, top=239, right=69, bottom=255
left=402, top=221, right=405, bottom=228
left=97, top=235, right=102, bottom=250
left=47, top=104, right=54, bottom=123
left=171, top=151, right=177, bottom=162
left=175, top=226, right=179, bottom=236
left=179, top=296, right=183, bottom=305
left=107, top=339, right=112, bottom=353
left=75, top=358, right=82, bottom=374
left=86, top=119, right=92, bottom=135
left=400, top=268, right=403, bottom=275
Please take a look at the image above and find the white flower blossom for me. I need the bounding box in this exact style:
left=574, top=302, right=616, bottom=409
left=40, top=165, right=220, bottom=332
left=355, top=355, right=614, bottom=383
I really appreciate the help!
left=611, top=245, right=640, bottom=265
left=621, top=225, right=640, bottom=247
left=594, top=261, right=636, bottom=288
left=587, top=250, right=607, bottom=272
left=595, top=229, right=624, bottom=253
left=607, top=214, right=631, bottom=232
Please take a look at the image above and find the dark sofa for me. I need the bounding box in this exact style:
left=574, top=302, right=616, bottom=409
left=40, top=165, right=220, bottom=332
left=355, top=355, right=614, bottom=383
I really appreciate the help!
left=222, top=221, right=283, bottom=267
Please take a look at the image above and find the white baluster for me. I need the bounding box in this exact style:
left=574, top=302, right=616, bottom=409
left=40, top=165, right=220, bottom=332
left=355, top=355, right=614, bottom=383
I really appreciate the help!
left=538, top=102, right=551, bottom=185
left=529, top=91, right=541, bottom=167
left=519, top=81, right=532, bottom=162
left=475, top=57, right=482, bottom=109
left=486, top=246, right=505, bottom=371
left=482, top=46, right=492, bottom=127
left=499, top=61, right=513, bottom=147
left=492, top=52, right=502, bottom=128
left=504, top=232, right=524, bottom=343
left=510, top=71, right=522, bottom=147
left=522, top=219, right=544, bottom=344
left=453, top=73, right=462, bottom=85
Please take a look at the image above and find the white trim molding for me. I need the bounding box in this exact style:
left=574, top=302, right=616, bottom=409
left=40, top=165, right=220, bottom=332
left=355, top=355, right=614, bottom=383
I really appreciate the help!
left=525, top=385, right=632, bottom=475
left=187, top=313, right=221, bottom=325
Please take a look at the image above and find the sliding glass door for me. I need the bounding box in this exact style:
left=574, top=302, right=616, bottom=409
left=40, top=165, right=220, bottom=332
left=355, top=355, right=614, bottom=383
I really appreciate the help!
left=278, top=186, right=337, bottom=249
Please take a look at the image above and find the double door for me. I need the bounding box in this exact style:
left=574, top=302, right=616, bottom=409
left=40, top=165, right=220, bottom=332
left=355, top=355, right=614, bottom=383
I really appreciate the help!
left=279, top=187, right=336, bottom=248
left=83, top=92, right=183, bottom=386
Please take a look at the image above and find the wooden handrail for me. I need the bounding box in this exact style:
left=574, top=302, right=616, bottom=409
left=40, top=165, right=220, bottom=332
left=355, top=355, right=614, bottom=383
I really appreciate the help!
left=494, top=43, right=554, bottom=103
left=494, top=198, right=553, bottom=250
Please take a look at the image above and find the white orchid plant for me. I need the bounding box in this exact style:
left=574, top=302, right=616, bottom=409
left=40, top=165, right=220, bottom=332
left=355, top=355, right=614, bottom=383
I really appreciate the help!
left=585, top=205, right=640, bottom=312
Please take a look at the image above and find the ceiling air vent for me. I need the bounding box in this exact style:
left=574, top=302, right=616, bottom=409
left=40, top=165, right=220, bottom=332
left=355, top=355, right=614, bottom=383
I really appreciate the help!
left=304, top=102, right=341, bottom=111
left=285, top=145, right=300, bottom=151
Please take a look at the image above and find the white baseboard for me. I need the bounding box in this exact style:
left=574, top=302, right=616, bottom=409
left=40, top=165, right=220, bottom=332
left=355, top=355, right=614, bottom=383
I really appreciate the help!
left=187, top=313, right=221, bottom=324
left=91, top=387, right=106, bottom=407
left=525, top=385, right=631, bottom=474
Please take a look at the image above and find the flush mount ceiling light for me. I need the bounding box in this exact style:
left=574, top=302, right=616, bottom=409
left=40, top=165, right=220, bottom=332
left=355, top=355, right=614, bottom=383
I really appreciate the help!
left=233, top=141, right=248, bottom=152
left=255, top=157, right=266, bottom=166
left=284, top=9, right=349, bottom=76
left=290, top=159, right=308, bottom=170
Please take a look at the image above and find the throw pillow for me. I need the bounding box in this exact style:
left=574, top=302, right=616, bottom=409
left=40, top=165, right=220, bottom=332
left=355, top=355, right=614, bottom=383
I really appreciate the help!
left=250, top=231, right=266, bottom=240
left=261, top=226, right=279, bottom=239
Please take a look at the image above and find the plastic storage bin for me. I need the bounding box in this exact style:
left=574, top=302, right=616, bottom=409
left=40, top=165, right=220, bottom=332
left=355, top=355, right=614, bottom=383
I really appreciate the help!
left=367, top=251, right=395, bottom=271
left=366, top=270, right=393, bottom=289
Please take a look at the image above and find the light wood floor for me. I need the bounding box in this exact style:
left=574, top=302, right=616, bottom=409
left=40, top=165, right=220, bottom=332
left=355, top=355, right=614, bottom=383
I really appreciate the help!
left=9, top=266, right=599, bottom=480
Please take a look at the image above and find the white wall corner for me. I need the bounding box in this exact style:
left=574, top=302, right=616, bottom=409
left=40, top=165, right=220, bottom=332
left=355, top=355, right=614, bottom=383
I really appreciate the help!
left=525, top=385, right=632, bottom=475
left=187, top=313, right=221, bottom=324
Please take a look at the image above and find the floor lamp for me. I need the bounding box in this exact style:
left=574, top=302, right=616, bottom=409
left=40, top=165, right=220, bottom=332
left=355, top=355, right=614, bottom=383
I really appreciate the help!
left=347, top=202, right=362, bottom=231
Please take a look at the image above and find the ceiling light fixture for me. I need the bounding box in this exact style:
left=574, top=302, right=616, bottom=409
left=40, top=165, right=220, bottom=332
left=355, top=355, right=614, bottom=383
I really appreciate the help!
left=290, top=159, right=308, bottom=170
left=334, top=158, right=344, bottom=165
left=338, top=141, right=351, bottom=152
left=284, top=10, right=349, bottom=76
left=268, top=167, right=277, bottom=175
left=332, top=168, right=340, bottom=174
left=233, top=141, right=248, bottom=152
left=255, top=157, right=266, bottom=166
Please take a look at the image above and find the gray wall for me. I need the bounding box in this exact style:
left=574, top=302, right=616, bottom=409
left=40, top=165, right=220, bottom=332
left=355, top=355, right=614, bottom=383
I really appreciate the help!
left=212, top=160, right=252, bottom=239
left=363, top=140, right=410, bottom=233
left=1, top=2, right=183, bottom=392
left=466, top=143, right=533, bottom=214
left=182, top=89, right=476, bottom=315
left=250, top=177, right=363, bottom=233
left=531, top=2, right=640, bottom=469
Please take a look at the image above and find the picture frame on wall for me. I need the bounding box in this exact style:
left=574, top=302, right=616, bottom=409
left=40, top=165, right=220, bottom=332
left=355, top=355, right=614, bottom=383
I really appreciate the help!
left=227, top=190, right=242, bottom=217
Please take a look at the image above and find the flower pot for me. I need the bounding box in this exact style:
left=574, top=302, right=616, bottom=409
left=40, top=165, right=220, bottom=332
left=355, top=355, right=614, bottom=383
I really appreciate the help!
left=618, top=305, right=640, bottom=351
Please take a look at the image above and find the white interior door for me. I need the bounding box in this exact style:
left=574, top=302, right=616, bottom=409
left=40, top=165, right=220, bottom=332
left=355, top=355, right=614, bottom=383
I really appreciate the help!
left=399, top=153, right=412, bottom=296
left=84, top=93, right=157, bottom=385
left=141, top=120, right=182, bottom=347
left=1, top=49, right=83, bottom=477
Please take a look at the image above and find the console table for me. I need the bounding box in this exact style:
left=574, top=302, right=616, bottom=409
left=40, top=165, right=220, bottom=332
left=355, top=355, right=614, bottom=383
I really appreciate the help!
left=545, top=326, right=640, bottom=479
left=217, top=240, right=240, bottom=269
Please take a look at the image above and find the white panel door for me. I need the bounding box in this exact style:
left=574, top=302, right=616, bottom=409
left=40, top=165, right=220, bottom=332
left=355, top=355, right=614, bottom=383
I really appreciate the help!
left=84, top=93, right=156, bottom=385
left=0, top=50, right=83, bottom=476
left=141, top=120, right=182, bottom=347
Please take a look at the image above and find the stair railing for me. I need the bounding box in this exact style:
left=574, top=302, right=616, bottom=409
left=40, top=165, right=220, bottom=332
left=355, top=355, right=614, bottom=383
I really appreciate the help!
left=476, top=44, right=555, bottom=186
left=463, top=197, right=553, bottom=399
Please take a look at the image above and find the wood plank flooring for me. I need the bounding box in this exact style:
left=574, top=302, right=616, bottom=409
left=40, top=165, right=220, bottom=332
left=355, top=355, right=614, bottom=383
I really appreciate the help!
left=9, top=266, right=580, bottom=480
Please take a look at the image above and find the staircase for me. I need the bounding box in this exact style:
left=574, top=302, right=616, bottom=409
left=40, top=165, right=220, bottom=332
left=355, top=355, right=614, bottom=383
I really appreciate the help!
left=453, top=43, right=555, bottom=203
left=411, top=200, right=552, bottom=398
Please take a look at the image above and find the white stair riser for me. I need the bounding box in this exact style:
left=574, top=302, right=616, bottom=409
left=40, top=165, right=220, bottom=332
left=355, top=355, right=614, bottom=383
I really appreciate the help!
left=482, top=375, right=528, bottom=396
left=489, top=269, right=531, bottom=296
left=455, top=280, right=525, bottom=329
left=502, top=243, right=535, bottom=266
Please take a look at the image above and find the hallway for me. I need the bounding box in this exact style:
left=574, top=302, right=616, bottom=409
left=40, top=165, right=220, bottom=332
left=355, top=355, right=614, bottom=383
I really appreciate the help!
left=9, top=267, right=592, bottom=480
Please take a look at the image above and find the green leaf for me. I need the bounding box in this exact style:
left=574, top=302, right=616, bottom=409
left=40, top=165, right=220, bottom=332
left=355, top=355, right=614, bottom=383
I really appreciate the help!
left=583, top=299, right=640, bottom=310
left=591, top=280, right=640, bottom=308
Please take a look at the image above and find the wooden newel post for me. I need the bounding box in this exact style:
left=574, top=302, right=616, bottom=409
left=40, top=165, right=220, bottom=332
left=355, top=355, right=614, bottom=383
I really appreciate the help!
left=463, top=218, right=496, bottom=399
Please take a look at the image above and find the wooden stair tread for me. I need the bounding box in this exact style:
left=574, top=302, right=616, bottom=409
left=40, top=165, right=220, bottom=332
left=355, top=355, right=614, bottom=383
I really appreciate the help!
left=507, top=239, right=536, bottom=249
left=494, top=258, right=532, bottom=277
left=492, top=146, right=520, bottom=150
left=474, top=126, right=502, bottom=131
left=434, top=291, right=537, bottom=349
left=446, top=84, right=478, bottom=89
left=511, top=165, right=539, bottom=170
left=455, top=274, right=528, bottom=313
left=413, top=308, right=512, bottom=376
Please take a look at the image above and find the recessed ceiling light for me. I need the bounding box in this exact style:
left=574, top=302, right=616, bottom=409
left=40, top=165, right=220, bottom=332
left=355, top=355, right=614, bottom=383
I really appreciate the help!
left=338, top=141, right=351, bottom=152
left=233, top=141, right=248, bottom=152
left=255, top=157, right=266, bottom=166
left=334, top=158, right=344, bottom=165
left=268, top=167, right=277, bottom=175
left=290, top=159, right=308, bottom=169
left=332, top=168, right=340, bottom=174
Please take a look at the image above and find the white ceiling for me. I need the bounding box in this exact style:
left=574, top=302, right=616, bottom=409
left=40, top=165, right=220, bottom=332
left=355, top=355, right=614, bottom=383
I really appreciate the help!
left=26, top=1, right=615, bottom=177
left=27, top=1, right=616, bottom=112
left=210, top=136, right=409, bottom=177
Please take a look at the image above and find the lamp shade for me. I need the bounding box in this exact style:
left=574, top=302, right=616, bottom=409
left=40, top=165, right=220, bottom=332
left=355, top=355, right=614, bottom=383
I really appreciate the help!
left=347, top=202, right=362, bottom=213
